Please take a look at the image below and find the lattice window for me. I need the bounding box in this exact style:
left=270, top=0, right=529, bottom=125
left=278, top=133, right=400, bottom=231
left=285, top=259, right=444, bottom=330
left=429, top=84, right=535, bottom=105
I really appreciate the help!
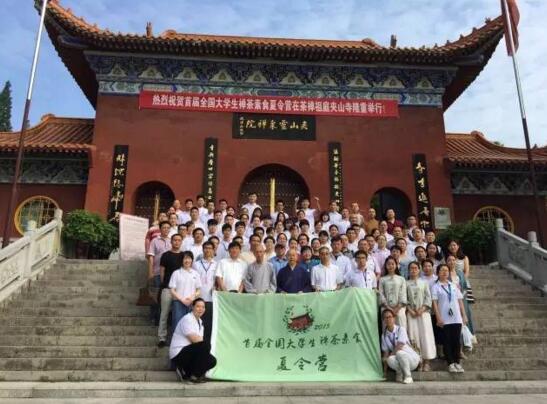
left=473, top=206, right=515, bottom=233
left=14, top=196, right=59, bottom=235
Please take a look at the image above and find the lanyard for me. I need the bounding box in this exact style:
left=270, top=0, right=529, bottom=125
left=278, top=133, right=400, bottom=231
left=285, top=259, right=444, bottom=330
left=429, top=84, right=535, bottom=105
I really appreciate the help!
left=221, top=241, right=230, bottom=251
left=199, top=259, right=213, bottom=273
left=360, top=269, right=368, bottom=287
left=440, top=283, right=452, bottom=303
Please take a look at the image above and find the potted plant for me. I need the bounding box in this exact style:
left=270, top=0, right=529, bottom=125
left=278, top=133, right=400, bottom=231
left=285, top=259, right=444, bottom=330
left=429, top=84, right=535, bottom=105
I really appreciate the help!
left=62, top=210, right=119, bottom=259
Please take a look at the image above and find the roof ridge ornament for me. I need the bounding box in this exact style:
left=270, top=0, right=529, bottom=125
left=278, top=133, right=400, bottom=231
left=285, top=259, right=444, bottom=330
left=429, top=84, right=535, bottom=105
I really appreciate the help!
left=146, top=22, right=153, bottom=38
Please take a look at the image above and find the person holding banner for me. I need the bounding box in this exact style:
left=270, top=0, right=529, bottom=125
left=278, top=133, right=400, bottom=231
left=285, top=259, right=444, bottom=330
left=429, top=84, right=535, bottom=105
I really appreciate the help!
left=379, top=256, right=407, bottom=328
left=243, top=244, right=277, bottom=293
left=170, top=298, right=217, bottom=383
left=406, top=261, right=436, bottom=372
left=381, top=308, right=420, bottom=384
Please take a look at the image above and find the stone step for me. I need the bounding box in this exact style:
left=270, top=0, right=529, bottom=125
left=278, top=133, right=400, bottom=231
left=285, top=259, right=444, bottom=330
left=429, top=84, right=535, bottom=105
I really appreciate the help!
left=0, top=357, right=545, bottom=372
left=12, top=298, right=142, bottom=308
left=0, top=346, right=162, bottom=359
left=473, top=296, right=547, bottom=304
left=0, top=307, right=149, bottom=317
left=3, top=380, right=547, bottom=399
left=0, top=326, right=157, bottom=337
left=33, top=279, right=145, bottom=287
left=39, top=273, right=147, bottom=282
left=0, top=316, right=151, bottom=326
left=0, top=357, right=169, bottom=371
left=0, top=335, right=157, bottom=347
left=474, top=317, right=547, bottom=329
left=3, top=369, right=547, bottom=383
left=471, top=334, right=547, bottom=345
left=17, top=293, right=141, bottom=302
left=470, top=345, right=547, bottom=358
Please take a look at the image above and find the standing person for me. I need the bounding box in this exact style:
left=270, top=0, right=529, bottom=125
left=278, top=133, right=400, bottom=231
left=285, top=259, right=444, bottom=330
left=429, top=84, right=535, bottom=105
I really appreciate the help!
left=431, top=264, right=468, bottom=373
left=379, top=256, right=407, bottom=328
left=425, top=243, right=443, bottom=270
left=300, top=246, right=320, bottom=273
left=145, top=212, right=168, bottom=255
left=327, top=200, right=342, bottom=223
left=345, top=250, right=377, bottom=290
left=244, top=245, right=277, bottom=293
left=446, top=254, right=475, bottom=335
left=447, top=240, right=474, bottom=303
left=381, top=308, right=420, bottom=384
left=157, top=234, right=184, bottom=348
left=271, top=199, right=289, bottom=219
left=350, top=202, right=365, bottom=227
left=188, top=228, right=206, bottom=260
left=189, top=207, right=206, bottom=232
left=294, top=196, right=320, bottom=229
left=408, top=227, right=427, bottom=257
left=269, top=243, right=288, bottom=274
left=147, top=221, right=172, bottom=325
left=330, top=236, right=352, bottom=280
left=192, top=241, right=217, bottom=343
left=311, top=247, right=343, bottom=292
left=406, top=262, right=436, bottom=371
left=216, top=224, right=233, bottom=261
left=364, top=207, right=379, bottom=235
left=170, top=298, right=217, bottom=383
left=167, top=213, right=179, bottom=238
left=195, top=195, right=208, bottom=217
left=263, top=236, right=276, bottom=261
left=395, top=238, right=413, bottom=280
left=169, top=251, right=202, bottom=329
left=242, top=192, right=261, bottom=215
left=277, top=249, right=312, bottom=293
left=337, top=208, right=351, bottom=234
left=215, top=242, right=247, bottom=293
left=372, top=235, right=391, bottom=275
left=177, top=199, right=193, bottom=224
left=385, top=209, right=403, bottom=235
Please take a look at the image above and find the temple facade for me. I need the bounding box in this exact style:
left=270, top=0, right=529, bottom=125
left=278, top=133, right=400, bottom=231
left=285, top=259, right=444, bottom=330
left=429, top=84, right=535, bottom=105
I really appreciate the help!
left=0, top=1, right=545, bottom=238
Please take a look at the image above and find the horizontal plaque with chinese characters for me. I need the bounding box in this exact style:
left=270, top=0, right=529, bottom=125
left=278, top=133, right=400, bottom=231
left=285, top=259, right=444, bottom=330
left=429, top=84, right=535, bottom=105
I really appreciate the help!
left=139, top=91, right=399, bottom=118
left=233, top=113, right=315, bottom=141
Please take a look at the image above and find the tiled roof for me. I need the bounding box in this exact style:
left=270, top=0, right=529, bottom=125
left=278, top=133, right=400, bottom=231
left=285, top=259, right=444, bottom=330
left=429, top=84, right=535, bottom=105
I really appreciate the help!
left=40, top=0, right=504, bottom=109
left=446, top=131, right=547, bottom=169
left=43, top=0, right=503, bottom=64
left=0, top=114, right=94, bottom=154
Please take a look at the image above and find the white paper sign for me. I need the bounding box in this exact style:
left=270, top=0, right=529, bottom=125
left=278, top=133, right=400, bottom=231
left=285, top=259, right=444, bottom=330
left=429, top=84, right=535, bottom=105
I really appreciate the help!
left=433, top=207, right=452, bottom=230
left=119, top=214, right=149, bottom=261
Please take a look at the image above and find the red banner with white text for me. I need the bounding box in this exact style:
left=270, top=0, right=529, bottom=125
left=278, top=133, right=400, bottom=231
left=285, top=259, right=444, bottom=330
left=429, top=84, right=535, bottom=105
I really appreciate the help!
left=139, top=91, right=399, bottom=118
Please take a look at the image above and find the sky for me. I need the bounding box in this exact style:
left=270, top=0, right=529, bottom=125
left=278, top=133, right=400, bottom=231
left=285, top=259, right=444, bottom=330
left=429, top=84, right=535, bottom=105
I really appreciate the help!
left=0, top=0, right=545, bottom=147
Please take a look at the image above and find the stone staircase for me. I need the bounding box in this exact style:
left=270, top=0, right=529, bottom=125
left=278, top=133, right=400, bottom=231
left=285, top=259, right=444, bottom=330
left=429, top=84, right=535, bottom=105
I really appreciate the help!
left=0, top=259, right=546, bottom=383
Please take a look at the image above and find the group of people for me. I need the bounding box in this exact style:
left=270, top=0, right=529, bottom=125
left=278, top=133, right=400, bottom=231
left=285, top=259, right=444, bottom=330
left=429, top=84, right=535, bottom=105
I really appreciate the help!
left=145, top=193, right=475, bottom=384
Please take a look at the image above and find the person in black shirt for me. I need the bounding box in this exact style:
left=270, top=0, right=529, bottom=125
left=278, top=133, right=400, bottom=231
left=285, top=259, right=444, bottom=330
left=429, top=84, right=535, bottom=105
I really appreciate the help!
left=158, top=234, right=184, bottom=347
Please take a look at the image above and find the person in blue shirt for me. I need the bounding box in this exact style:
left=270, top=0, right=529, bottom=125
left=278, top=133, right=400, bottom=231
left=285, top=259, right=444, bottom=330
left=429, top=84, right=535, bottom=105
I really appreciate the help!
left=300, top=246, right=320, bottom=273
left=277, top=250, right=312, bottom=294
left=269, top=243, right=288, bottom=274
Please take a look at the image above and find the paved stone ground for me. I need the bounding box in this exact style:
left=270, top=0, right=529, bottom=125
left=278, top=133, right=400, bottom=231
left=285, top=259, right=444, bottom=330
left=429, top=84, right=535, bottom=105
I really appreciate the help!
left=2, top=395, right=547, bottom=404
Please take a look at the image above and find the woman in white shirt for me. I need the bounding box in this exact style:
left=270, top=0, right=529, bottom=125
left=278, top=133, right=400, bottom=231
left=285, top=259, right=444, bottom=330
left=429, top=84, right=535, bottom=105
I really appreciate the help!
left=381, top=308, right=420, bottom=384
left=406, top=261, right=436, bottom=371
left=169, top=298, right=217, bottom=383
left=431, top=264, right=468, bottom=373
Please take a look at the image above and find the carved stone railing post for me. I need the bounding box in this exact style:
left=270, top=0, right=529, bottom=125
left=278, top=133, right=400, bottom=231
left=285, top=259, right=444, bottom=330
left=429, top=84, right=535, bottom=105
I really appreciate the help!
left=54, top=209, right=63, bottom=255
left=23, top=220, right=37, bottom=278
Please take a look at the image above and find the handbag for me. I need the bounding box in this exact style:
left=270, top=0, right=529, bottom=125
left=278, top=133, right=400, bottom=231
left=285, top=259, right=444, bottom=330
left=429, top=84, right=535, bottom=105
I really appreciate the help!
left=136, top=279, right=161, bottom=306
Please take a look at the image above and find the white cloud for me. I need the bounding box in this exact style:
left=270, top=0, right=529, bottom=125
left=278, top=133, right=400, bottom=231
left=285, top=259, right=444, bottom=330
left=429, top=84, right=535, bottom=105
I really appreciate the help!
left=1, top=0, right=544, bottom=147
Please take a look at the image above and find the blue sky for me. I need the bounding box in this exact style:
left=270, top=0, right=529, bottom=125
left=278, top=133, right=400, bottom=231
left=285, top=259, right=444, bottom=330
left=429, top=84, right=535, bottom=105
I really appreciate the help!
left=1, top=0, right=545, bottom=147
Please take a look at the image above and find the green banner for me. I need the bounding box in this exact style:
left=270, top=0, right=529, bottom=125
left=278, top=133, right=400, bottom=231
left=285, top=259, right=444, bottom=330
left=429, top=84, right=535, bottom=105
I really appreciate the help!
left=210, top=288, right=383, bottom=381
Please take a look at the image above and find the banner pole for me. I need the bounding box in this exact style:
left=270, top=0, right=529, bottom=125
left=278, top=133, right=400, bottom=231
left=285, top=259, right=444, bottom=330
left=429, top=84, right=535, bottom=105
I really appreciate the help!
left=502, top=0, right=544, bottom=246
left=1, top=0, right=49, bottom=248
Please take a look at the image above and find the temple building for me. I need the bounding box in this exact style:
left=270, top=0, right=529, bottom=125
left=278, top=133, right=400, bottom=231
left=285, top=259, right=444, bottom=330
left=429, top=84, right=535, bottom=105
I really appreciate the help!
left=0, top=0, right=545, bottom=238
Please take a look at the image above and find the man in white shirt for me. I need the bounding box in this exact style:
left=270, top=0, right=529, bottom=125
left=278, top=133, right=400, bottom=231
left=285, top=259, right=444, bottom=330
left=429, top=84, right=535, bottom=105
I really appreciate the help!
left=242, top=192, right=261, bottom=216
left=330, top=236, right=353, bottom=279
left=177, top=199, right=193, bottom=225
left=188, top=228, right=206, bottom=260
left=346, top=228, right=359, bottom=254
left=192, top=241, right=217, bottom=342
left=189, top=207, right=206, bottom=232
left=200, top=200, right=215, bottom=224
left=215, top=242, right=248, bottom=293
left=195, top=195, right=208, bottom=217
left=294, top=196, right=319, bottom=229
left=345, top=250, right=377, bottom=289
left=337, top=207, right=351, bottom=235
left=311, top=246, right=343, bottom=291
left=327, top=200, right=342, bottom=223
left=167, top=213, right=179, bottom=238
left=216, top=224, right=233, bottom=261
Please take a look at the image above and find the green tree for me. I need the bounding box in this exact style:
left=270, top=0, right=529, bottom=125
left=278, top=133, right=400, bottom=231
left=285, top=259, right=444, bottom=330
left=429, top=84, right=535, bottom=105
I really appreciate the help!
left=0, top=81, right=12, bottom=132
